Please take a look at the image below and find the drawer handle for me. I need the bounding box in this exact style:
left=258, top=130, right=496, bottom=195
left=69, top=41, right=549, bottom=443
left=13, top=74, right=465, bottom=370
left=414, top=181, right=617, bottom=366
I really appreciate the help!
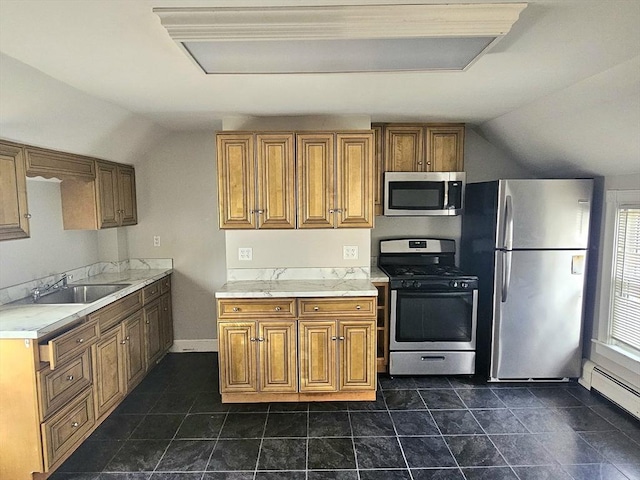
left=71, top=422, right=79, bottom=428
left=150, top=290, right=157, bottom=295
left=232, top=307, right=239, bottom=312
left=76, top=338, right=84, bottom=344
left=274, top=306, right=281, bottom=311
left=66, top=375, right=74, bottom=381
left=313, top=306, right=319, bottom=311
left=356, top=305, right=361, bottom=310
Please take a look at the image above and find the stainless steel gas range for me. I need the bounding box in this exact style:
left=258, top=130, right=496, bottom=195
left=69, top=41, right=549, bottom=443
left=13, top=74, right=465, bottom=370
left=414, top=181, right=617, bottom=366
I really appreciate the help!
left=378, top=238, right=479, bottom=376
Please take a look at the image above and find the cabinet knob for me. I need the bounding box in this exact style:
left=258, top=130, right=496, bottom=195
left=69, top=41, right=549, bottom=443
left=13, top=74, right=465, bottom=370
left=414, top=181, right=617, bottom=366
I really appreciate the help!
left=24, top=213, right=32, bottom=219
left=338, top=336, right=345, bottom=341
left=66, top=375, right=74, bottom=381
left=71, top=422, right=79, bottom=428
left=250, top=337, right=257, bottom=342
left=145, top=320, right=150, bottom=324
left=257, top=337, right=265, bottom=342
left=121, top=340, right=127, bottom=344
left=331, top=336, right=338, bottom=341
left=356, top=305, right=361, bottom=310
left=418, top=161, right=423, bottom=165
left=329, top=209, right=335, bottom=214
left=232, top=307, right=239, bottom=312
left=274, top=306, right=281, bottom=311
left=76, top=338, right=84, bottom=344
left=313, top=306, right=319, bottom=311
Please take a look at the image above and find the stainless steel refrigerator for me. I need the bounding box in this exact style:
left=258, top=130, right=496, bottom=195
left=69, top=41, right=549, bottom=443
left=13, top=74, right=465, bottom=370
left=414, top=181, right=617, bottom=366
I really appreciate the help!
left=461, top=179, right=593, bottom=381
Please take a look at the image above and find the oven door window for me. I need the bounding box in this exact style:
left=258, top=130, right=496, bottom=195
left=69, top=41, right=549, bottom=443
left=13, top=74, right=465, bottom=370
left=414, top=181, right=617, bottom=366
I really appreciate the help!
left=396, top=291, right=473, bottom=342
left=388, top=181, right=444, bottom=210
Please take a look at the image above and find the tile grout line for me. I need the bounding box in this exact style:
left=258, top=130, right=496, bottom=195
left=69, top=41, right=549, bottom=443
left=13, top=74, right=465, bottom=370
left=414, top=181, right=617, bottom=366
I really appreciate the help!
left=384, top=385, right=416, bottom=480
left=346, top=405, right=362, bottom=480
left=201, top=399, right=230, bottom=479
left=252, top=403, right=271, bottom=480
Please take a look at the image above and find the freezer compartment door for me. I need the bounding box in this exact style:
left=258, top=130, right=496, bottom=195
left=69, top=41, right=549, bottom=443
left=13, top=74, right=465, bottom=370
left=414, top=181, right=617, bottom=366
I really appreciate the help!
left=496, top=179, right=593, bottom=250
left=491, top=249, right=587, bottom=380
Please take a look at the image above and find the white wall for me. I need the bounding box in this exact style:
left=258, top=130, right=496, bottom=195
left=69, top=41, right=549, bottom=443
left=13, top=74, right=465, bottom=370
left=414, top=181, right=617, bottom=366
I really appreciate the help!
left=126, top=131, right=225, bottom=342
left=0, top=54, right=166, bottom=289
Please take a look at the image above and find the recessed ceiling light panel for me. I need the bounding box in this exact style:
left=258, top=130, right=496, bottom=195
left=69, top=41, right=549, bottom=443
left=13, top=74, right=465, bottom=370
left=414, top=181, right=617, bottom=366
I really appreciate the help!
left=154, top=4, right=527, bottom=74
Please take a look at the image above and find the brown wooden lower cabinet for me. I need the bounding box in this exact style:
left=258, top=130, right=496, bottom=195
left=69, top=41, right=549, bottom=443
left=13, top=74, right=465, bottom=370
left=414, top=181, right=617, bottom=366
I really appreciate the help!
left=0, top=274, right=173, bottom=480
left=217, top=296, right=377, bottom=403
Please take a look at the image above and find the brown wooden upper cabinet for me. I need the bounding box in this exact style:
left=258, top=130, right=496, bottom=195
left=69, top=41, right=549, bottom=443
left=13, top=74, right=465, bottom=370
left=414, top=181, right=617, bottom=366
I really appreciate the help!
left=0, top=141, right=30, bottom=240
left=217, top=133, right=296, bottom=229
left=297, top=132, right=374, bottom=229
left=383, top=124, right=464, bottom=173
left=60, top=161, right=137, bottom=230
left=217, top=130, right=374, bottom=229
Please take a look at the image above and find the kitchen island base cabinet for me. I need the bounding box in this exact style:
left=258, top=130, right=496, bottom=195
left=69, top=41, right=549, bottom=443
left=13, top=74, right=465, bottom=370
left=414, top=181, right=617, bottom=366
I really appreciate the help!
left=217, top=296, right=377, bottom=403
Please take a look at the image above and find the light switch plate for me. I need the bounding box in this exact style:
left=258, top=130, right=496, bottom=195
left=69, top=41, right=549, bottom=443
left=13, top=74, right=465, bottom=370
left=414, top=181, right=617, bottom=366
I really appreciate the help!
left=238, top=247, right=253, bottom=261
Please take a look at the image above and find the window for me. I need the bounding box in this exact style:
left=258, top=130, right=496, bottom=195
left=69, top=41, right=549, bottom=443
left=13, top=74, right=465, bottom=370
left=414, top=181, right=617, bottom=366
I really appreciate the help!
left=610, top=205, right=640, bottom=352
left=595, top=189, right=640, bottom=370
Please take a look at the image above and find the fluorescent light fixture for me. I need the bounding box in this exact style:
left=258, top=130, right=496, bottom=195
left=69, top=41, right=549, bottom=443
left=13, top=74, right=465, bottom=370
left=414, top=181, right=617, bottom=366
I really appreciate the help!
left=154, top=4, right=527, bottom=74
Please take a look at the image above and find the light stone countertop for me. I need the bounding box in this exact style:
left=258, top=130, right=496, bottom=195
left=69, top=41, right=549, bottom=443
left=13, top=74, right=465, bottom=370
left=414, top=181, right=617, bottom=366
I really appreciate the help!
left=0, top=268, right=172, bottom=340
left=370, top=266, right=389, bottom=283
left=215, top=278, right=379, bottom=298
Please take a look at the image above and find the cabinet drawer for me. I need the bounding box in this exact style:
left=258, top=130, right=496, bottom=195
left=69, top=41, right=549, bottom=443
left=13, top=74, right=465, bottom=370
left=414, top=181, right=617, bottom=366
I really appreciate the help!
left=218, top=298, right=296, bottom=319
left=143, top=281, right=161, bottom=304
left=89, top=290, right=143, bottom=333
left=41, top=387, right=95, bottom=469
left=160, top=275, right=171, bottom=295
left=39, top=320, right=98, bottom=369
left=298, top=297, right=376, bottom=318
left=38, top=349, right=93, bottom=420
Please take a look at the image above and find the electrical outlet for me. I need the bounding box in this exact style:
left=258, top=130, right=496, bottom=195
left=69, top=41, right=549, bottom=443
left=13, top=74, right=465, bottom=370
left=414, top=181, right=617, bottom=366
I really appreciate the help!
left=153, top=236, right=160, bottom=247
left=238, top=247, right=253, bottom=261
left=343, top=245, right=359, bottom=260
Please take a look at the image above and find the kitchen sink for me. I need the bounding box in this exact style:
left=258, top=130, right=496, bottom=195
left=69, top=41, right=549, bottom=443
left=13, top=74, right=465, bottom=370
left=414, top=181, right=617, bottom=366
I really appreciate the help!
left=33, top=284, right=131, bottom=304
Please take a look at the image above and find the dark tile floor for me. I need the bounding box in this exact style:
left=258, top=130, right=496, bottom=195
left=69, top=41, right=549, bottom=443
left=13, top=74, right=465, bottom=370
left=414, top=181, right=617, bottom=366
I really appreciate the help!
left=52, top=353, right=640, bottom=480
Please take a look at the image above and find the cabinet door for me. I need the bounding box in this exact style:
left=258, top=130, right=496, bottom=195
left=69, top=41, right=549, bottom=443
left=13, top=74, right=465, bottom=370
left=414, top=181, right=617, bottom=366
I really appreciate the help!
left=144, top=299, right=163, bottom=368
left=371, top=124, right=384, bottom=216
left=426, top=125, right=465, bottom=172
left=160, top=293, right=173, bottom=352
left=258, top=321, right=297, bottom=393
left=256, top=133, right=296, bottom=229
left=336, top=133, right=374, bottom=228
left=117, top=165, right=137, bottom=226
left=0, top=142, right=30, bottom=240
left=218, top=322, right=258, bottom=393
left=217, top=134, right=256, bottom=229
left=298, top=320, right=337, bottom=392
left=96, top=161, right=120, bottom=228
left=296, top=134, right=335, bottom=228
left=384, top=126, right=424, bottom=172
left=338, top=320, right=376, bottom=391
left=123, top=311, right=146, bottom=390
left=93, top=327, right=125, bottom=418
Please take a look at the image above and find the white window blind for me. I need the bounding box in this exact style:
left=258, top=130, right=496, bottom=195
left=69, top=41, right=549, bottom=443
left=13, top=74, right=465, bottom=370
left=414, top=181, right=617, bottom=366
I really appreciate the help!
left=611, top=206, right=640, bottom=351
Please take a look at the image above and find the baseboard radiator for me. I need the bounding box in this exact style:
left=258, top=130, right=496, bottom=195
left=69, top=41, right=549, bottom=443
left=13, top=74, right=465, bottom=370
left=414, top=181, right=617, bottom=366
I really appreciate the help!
left=579, top=360, right=640, bottom=419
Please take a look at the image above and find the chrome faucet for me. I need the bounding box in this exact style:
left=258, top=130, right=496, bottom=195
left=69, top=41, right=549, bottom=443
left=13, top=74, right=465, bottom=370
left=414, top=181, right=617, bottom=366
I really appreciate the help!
left=32, top=273, right=71, bottom=302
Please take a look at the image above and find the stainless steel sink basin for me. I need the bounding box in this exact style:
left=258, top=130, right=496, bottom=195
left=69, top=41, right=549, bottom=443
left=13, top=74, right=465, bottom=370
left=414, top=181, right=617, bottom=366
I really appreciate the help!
left=33, top=284, right=130, bottom=304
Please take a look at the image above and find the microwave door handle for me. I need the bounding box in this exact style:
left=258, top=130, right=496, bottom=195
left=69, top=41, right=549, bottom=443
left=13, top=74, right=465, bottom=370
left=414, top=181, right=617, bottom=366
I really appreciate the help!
left=443, top=182, right=450, bottom=209
left=502, top=195, right=514, bottom=250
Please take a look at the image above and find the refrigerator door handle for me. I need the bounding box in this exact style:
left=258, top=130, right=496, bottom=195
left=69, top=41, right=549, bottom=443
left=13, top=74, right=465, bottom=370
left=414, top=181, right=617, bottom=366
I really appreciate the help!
left=502, top=195, right=514, bottom=250
left=502, top=250, right=512, bottom=302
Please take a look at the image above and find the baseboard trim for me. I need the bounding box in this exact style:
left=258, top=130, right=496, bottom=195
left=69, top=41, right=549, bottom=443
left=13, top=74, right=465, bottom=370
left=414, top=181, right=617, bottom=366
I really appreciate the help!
left=169, top=339, right=218, bottom=353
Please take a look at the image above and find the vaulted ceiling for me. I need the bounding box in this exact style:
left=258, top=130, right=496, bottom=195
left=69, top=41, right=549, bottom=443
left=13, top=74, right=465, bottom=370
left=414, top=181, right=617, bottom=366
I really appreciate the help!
left=0, top=0, right=638, bottom=177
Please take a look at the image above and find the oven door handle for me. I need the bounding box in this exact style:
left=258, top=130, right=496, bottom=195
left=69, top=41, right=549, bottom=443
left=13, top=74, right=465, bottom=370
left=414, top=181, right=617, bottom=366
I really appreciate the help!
left=501, top=250, right=512, bottom=303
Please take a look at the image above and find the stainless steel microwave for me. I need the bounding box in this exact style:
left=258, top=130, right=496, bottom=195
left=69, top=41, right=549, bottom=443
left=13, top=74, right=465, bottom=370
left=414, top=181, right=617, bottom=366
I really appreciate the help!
left=383, top=171, right=465, bottom=216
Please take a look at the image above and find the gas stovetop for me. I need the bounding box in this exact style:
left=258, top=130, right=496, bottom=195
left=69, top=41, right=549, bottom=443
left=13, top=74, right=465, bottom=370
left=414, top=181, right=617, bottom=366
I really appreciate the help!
left=378, top=238, right=478, bottom=290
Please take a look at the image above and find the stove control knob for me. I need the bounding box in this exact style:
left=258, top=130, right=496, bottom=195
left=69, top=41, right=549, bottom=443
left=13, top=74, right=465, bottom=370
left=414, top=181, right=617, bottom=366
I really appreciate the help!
left=461, top=282, right=468, bottom=288
left=450, top=281, right=459, bottom=288
left=401, top=280, right=409, bottom=288
left=413, top=281, right=421, bottom=288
